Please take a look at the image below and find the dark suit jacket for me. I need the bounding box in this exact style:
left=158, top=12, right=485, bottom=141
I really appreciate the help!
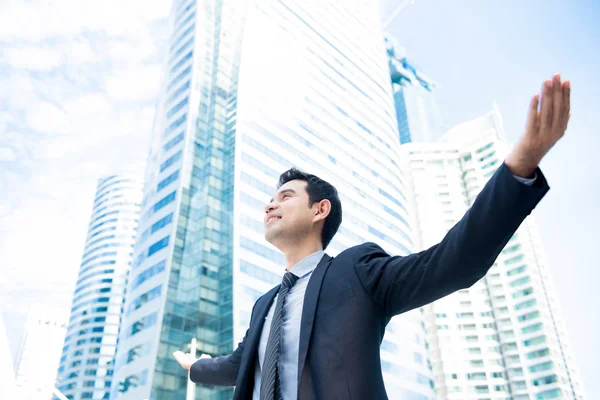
left=190, top=163, right=549, bottom=399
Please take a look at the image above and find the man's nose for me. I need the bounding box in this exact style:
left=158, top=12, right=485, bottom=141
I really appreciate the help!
left=265, top=202, right=279, bottom=213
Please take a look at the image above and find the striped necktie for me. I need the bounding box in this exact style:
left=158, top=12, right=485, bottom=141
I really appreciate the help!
left=260, top=272, right=299, bottom=400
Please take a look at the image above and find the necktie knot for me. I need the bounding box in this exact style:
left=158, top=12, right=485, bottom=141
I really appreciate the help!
left=281, top=272, right=298, bottom=290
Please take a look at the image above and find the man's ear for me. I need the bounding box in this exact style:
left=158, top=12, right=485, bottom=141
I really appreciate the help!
left=313, top=199, right=331, bottom=222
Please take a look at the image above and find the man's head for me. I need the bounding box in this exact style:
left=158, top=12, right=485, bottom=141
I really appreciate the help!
left=264, top=168, right=342, bottom=250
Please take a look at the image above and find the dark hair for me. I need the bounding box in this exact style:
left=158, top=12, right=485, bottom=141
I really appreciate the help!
left=277, top=168, right=342, bottom=249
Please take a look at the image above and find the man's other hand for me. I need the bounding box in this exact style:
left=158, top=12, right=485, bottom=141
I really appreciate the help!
left=173, top=350, right=211, bottom=371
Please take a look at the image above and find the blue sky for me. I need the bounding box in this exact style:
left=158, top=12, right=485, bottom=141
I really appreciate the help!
left=1, top=0, right=597, bottom=397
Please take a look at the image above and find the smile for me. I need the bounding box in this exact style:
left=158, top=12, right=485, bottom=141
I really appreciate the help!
left=266, top=216, right=282, bottom=224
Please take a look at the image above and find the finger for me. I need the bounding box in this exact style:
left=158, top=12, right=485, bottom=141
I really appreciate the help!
left=525, top=94, right=540, bottom=136
left=551, top=74, right=563, bottom=130
left=200, top=353, right=212, bottom=359
left=539, top=79, right=554, bottom=131
left=560, top=81, right=571, bottom=132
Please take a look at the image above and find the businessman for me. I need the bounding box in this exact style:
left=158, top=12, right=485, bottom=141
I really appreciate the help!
left=174, top=74, right=571, bottom=399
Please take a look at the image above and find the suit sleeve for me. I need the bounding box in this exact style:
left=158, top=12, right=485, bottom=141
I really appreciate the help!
left=353, top=162, right=550, bottom=318
left=189, top=329, right=249, bottom=386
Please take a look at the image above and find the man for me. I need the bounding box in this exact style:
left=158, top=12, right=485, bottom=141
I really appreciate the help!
left=174, top=74, right=571, bottom=399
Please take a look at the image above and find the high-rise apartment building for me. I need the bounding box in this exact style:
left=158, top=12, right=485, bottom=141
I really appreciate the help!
left=386, top=35, right=445, bottom=144
left=56, top=176, right=142, bottom=400
left=402, top=106, right=586, bottom=400
left=13, top=304, right=68, bottom=400
left=111, top=0, right=435, bottom=399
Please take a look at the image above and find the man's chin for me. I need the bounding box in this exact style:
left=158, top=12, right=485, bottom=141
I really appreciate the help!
left=264, top=231, right=281, bottom=247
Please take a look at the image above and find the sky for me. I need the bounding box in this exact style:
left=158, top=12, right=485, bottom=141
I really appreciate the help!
left=1, top=0, right=598, bottom=397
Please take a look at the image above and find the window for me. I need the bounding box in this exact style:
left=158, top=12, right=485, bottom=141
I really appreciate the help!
left=151, top=213, right=174, bottom=234
left=157, top=170, right=180, bottom=192
left=163, top=114, right=187, bottom=137
left=121, top=343, right=151, bottom=365
left=160, top=150, right=183, bottom=172
left=240, top=260, right=280, bottom=285
left=169, top=51, right=193, bottom=74
left=524, top=335, right=546, bottom=347
left=127, top=313, right=158, bottom=338
left=476, top=143, right=494, bottom=153
left=167, top=97, right=189, bottom=118
left=527, top=348, right=550, bottom=360
left=532, top=374, right=557, bottom=386
left=117, top=369, right=148, bottom=395
left=153, top=191, right=176, bottom=213
left=536, top=389, right=562, bottom=399
left=518, top=311, right=540, bottom=322
left=505, top=254, right=524, bottom=265
left=128, top=285, right=162, bottom=315
left=529, top=361, right=553, bottom=373
left=507, top=265, right=527, bottom=276
left=512, top=287, right=533, bottom=299
left=163, top=133, right=184, bottom=152
left=240, top=237, right=285, bottom=264
left=148, top=236, right=169, bottom=257
left=522, top=323, right=543, bottom=334
left=381, top=340, right=398, bottom=353
left=515, top=299, right=537, bottom=310
left=131, top=260, right=166, bottom=290
left=467, top=372, right=486, bottom=380
left=510, top=276, right=531, bottom=287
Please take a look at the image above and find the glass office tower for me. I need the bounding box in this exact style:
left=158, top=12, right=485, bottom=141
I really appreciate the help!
left=386, top=35, right=445, bottom=144
left=56, top=175, right=142, bottom=400
left=402, top=106, right=586, bottom=400
left=111, top=1, right=435, bottom=399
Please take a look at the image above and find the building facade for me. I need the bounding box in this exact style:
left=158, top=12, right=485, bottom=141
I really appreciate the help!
left=13, top=304, right=68, bottom=400
left=386, top=34, right=445, bottom=144
left=56, top=176, right=143, bottom=400
left=402, top=106, right=586, bottom=400
left=110, top=0, right=435, bottom=399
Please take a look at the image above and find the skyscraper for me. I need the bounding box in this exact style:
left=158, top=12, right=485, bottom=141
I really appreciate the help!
left=402, top=106, right=586, bottom=400
left=56, top=175, right=142, bottom=400
left=386, top=34, right=445, bottom=144
left=13, top=304, right=68, bottom=400
left=111, top=0, right=435, bottom=399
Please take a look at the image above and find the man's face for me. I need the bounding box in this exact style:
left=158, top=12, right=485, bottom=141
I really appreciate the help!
left=264, top=179, right=314, bottom=247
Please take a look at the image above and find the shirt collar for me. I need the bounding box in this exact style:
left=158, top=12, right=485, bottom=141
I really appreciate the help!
left=288, top=250, right=325, bottom=279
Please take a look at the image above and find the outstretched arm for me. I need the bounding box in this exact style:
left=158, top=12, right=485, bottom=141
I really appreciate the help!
left=353, top=74, right=570, bottom=317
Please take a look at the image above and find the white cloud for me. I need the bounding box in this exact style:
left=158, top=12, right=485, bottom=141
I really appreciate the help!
left=0, top=0, right=171, bottom=348
left=106, top=65, right=163, bottom=101
left=0, top=0, right=171, bottom=42
left=2, top=45, right=63, bottom=71
left=0, top=147, right=16, bottom=161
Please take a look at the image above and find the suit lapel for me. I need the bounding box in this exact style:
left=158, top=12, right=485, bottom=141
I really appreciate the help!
left=234, top=285, right=279, bottom=399
left=297, top=254, right=333, bottom=389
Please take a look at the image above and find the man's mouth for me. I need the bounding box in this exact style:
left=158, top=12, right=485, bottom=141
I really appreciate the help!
left=266, top=215, right=282, bottom=224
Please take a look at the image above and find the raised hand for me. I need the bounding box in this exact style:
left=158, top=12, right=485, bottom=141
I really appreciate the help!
left=505, top=74, right=571, bottom=178
left=173, top=350, right=211, bottom=371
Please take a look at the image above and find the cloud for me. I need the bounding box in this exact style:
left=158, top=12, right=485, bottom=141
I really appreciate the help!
left=2, top=45, right=64, bottom=71
left=0, top=0, right=171, bottom=42
left=106, top=65, right=163, bottom=101
left=0, top=0, right=172, bottom=353
left=0, top=147, right=16, bottom=161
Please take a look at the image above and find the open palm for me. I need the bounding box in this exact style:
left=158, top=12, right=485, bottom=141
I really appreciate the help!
left=506, top=74, right=571, bottom=177
left=173, top=350, right=211, bottom=371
